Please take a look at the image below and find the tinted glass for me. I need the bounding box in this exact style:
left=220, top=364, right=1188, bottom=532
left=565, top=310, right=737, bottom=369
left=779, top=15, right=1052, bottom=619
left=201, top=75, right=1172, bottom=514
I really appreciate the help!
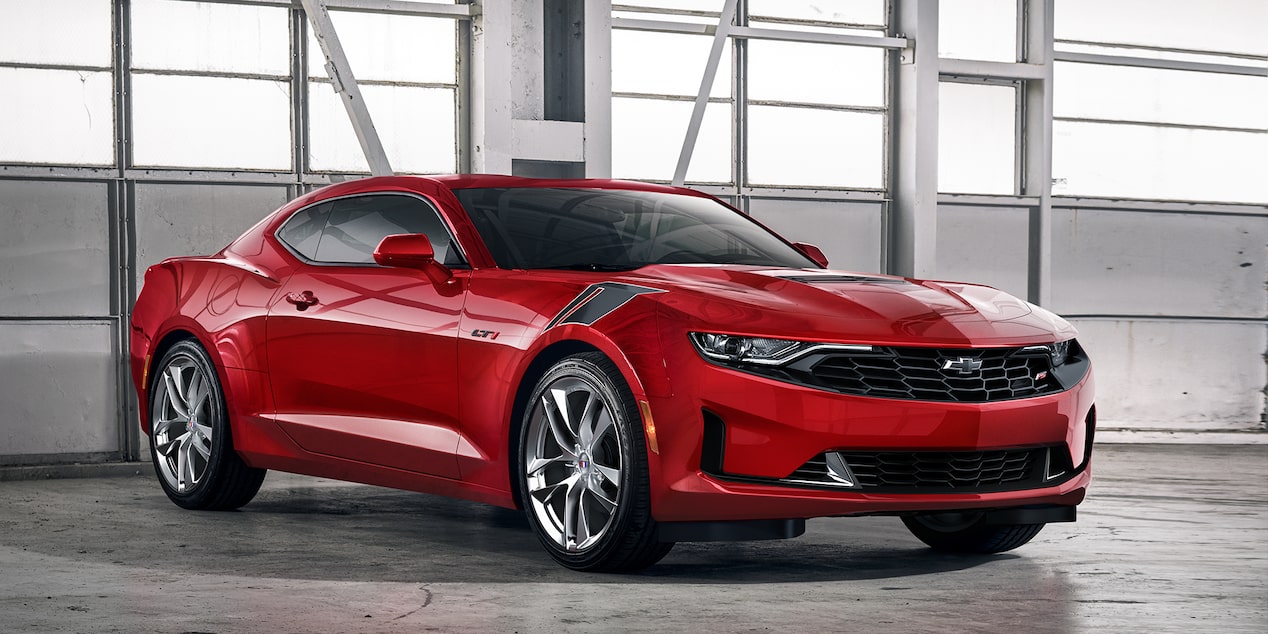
left=277, top=195, right=463, bottom=265
left=454, top=188, right=817, bottom=270
left=276, top=202, right=332, bottom=260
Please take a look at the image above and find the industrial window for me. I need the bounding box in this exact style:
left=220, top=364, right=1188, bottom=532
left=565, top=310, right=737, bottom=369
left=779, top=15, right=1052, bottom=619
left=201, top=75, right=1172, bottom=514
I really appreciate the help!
left=1052, top=0, right=1268, bottom=203
left=130, top=0, right=292, bottom=170
left=0, top=0, right=113, bottom=165
left=305, top=11, right=458, bottom=174
left=938, top=0, right=1018, bottom=62
left=938, top=82, right=1018, bottom=195
left=610, top=2, right=889, bottom=190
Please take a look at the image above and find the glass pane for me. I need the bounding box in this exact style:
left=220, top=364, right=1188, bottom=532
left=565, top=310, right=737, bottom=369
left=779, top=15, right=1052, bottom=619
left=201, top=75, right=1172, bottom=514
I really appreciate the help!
left=748, top=0, right=886, bottom=26
left=0, top=0, right=112, bottom=66
left=939, top=0, right=1017, bottom=62
left=1055, top=63, right=1268, bottom=129
left=939, top=82, right=1016, bottom=194
left=131, top=0, right=290, bottom=75
left=1056, top=0, right=1267, bottom=57
left=0, top=68, right=113, bottom=165
left=747, top=106, right=883, bottom=188
left=1053, top=121, right=1268, bottom=203
left=611, top=97, right=731, bottom=183
left=131, top=74, right=291, bottom=170
left=308, top=83, right=457, bottom=174
left=748, top=40, right=884, bottom=107
left=307, top=12, right=456, bottom=84
left=612, top=30, right=730, bottom=98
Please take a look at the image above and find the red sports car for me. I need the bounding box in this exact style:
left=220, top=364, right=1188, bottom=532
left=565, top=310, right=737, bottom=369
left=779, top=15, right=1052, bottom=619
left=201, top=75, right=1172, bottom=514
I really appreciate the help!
left=130, top=175, right=1094, bottom=571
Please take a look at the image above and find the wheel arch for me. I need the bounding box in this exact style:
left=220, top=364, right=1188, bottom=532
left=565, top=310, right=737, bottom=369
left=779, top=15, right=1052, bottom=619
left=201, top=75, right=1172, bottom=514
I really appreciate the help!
left=139, top=324, right=229, bottom=435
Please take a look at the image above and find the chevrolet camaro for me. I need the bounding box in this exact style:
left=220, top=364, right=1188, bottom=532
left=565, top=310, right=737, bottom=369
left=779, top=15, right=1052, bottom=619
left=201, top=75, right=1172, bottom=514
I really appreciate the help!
left=130, top=175, right=1095, bottom=571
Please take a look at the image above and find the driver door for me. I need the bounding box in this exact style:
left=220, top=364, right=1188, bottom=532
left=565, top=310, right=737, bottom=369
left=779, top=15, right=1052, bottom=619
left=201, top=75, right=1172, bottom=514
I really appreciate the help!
left=265, top=193, right=468, bottom=479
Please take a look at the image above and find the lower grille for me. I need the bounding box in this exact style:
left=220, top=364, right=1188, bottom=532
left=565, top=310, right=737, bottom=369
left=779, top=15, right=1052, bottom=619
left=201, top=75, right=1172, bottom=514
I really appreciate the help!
left=785, top=447, right=1057, bottom=493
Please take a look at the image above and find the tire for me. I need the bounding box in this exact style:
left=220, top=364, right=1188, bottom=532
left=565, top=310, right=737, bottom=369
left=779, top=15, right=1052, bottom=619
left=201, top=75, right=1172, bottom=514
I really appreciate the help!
left=902, top=511, right=1045, bottom=554
left=518, top=352, right=673, bottom=572
left=149, top=339, right=266, bottom=510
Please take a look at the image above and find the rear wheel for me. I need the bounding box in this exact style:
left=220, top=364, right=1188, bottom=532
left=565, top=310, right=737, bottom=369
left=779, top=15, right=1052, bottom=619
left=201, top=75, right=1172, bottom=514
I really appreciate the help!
left=149, top=339, right=265, bottom=510
left=902, top=511, right=1044, bottom=553
left=519, top=352, right=672, bottom=572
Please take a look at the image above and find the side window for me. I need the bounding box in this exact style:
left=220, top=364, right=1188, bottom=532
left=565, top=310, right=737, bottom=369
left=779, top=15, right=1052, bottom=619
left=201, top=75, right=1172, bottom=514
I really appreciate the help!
left=276, top=202, right=332, bottom=260
left=278, top=194, right=465, bottom=266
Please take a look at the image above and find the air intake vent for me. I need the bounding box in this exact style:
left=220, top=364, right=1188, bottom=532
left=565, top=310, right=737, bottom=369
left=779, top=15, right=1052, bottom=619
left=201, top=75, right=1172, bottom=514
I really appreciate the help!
left=781, top=447, right=1057, bottom=493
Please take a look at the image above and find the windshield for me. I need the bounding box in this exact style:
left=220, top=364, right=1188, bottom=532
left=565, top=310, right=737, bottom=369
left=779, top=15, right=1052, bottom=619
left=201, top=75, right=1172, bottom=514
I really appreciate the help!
left=454, top=187, right=818, bottom=271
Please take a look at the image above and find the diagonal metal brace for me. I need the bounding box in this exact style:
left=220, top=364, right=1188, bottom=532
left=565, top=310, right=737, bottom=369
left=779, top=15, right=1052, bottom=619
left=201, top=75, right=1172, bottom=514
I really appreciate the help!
left=300, top=0, right=394, bottom=176
left=672, top=0, right=738, bottom=186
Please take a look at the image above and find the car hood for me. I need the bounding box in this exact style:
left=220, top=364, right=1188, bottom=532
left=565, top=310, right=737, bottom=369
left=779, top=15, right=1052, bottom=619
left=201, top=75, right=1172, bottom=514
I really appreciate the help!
left=619, top=265, right=1076, bottom=346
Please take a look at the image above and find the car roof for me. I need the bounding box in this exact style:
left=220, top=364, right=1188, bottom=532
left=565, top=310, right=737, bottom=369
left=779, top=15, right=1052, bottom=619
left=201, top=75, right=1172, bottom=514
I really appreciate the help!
left=426, top=173, right=702, bottom=195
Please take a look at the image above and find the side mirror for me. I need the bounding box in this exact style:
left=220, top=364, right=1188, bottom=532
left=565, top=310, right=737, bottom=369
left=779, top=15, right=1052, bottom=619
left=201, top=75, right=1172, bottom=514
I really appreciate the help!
left=374, top=234, right=453, bottom=285
left=792, top=242, right=829, bottom=268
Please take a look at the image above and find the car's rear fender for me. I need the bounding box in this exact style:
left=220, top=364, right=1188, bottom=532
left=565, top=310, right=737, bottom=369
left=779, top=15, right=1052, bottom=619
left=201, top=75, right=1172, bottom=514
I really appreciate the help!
left=132, top=258, right=284, bottom=439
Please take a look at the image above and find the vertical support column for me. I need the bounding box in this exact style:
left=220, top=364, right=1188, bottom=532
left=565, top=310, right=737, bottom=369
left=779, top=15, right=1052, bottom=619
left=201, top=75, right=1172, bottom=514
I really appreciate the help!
left=300, top=0, right=393, bottom=176
left=290, top=7, right=310, bottom=184
left=470, top=0, right=515, bottom=174
left=1022, top=0, right=1055, bottom=306
left=888, top=0, right=939, bottom=279
left=582, top=0, right=612, bottom=177
left=473, top=0, right=610, bottom=177
left=113, top=0, right=139, bottom=461
left=673, top=0, right=738, bottom=186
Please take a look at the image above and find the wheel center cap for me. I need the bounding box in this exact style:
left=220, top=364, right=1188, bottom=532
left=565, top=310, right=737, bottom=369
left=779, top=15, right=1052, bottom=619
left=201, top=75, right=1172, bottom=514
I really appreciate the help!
left=578, top=452, right=591, bottom=474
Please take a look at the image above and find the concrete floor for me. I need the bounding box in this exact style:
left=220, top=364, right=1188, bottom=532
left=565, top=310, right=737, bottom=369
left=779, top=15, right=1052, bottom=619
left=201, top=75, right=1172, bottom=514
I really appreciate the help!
left=0, top=444, right=1264, bottom=633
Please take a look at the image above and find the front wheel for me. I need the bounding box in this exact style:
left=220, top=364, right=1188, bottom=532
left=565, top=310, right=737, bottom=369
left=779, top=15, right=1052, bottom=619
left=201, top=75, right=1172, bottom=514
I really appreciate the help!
left=149, top=339, right=266, bottom=510
left=519, top=352, right=672, bottom=572
left=902, top=511, right=1045, bottom=553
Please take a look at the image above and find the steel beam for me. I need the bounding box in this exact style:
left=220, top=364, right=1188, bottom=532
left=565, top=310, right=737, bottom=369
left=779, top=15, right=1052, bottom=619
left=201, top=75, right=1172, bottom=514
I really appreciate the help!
left=888, top=0, right=939, bottom=279
left=1054, top=50, right=1267, bottom=77
left=1022, top=0, right=1054, bottom=306
left=300, top=0, right=393, bottom=176
left=672, top=0, right=737, bottom=186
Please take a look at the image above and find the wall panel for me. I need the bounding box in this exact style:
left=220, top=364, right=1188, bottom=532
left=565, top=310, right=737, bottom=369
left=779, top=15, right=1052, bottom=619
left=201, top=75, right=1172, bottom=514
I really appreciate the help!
left=1050, top=208, right=1267, bottom=318
left=748, top=199, right=884, bottom=273
left=0, top=322, right=117, bottom=460
left=133, top=183, right=291, bottom=287
left=1073, top=319, right=1266, bottom=428
left=0, top=180, right=111, bottom=317
left=936, top=204, right=1029, bottom=299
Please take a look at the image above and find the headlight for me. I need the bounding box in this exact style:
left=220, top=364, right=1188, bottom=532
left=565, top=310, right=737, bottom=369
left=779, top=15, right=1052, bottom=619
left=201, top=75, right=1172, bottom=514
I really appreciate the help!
left=1022, top=339, right=1076, bottom=367
left=1050, top=340, right=1072, bottom=367
left=689, top=333, right=804, bottom=365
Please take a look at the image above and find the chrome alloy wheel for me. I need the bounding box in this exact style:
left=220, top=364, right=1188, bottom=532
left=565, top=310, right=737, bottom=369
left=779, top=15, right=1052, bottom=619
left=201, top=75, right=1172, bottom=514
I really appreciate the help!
left=524, top=376, right=624, bottom=553
left=152, top=355, right=215, bottom=494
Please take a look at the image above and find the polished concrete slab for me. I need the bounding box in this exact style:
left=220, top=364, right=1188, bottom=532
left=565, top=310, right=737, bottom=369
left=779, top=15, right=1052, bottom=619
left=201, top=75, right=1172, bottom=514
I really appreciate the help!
left=1, top=444, right=1264, bottom=633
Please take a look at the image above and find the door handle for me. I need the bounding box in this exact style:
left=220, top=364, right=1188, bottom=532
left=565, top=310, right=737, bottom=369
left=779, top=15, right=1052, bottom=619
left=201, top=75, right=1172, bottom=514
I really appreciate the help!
left=285, top=290, right=319, bottom=311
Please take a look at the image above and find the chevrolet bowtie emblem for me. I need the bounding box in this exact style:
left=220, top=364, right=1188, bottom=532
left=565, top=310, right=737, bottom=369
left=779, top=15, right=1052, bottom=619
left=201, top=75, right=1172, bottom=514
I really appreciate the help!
left=942, top=357, right=983, bottom=374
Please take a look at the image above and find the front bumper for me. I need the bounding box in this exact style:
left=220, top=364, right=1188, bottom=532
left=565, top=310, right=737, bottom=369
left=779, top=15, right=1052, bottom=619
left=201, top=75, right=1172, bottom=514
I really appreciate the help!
left=644, top=355, right=1096, bottom=523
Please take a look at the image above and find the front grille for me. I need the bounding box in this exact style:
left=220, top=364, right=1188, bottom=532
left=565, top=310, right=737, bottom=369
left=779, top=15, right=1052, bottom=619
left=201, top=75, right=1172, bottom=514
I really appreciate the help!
left=786, top=346, right=1063, bottom=402
left=785, top=448, right=1052, bottom=493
